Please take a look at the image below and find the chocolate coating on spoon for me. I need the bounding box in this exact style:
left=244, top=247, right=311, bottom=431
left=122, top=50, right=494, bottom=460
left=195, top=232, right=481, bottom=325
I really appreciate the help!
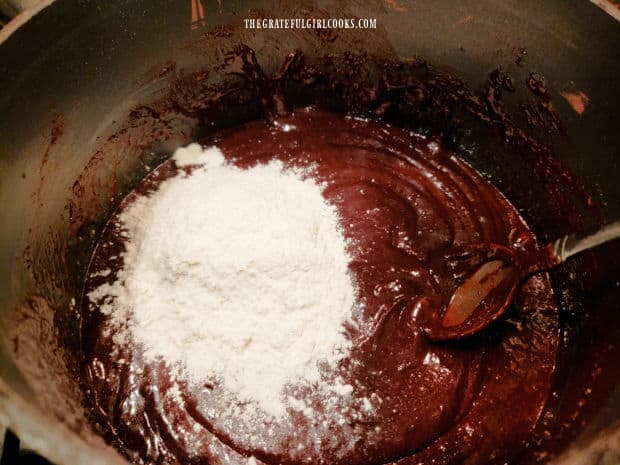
left=424, top=219, right=620, bottom=341
left=422, top=243, right=522, bottom=340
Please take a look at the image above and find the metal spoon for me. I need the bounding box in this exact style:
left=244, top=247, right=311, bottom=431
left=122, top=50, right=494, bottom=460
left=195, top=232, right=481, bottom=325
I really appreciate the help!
left=422, top=221, right=620, bottom=341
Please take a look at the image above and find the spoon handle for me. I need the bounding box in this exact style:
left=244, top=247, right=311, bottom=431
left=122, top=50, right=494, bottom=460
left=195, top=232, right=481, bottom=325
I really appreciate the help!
left=551, top=220, right=620, bottom=263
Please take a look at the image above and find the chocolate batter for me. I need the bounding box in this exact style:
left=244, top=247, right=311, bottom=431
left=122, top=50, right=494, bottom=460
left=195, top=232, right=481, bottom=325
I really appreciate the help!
left=82, top=109, right=559, bottom=465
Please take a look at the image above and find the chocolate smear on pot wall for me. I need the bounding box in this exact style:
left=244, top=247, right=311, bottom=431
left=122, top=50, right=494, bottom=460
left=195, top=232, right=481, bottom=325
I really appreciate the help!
left=63, top=42, right=615, bottom=465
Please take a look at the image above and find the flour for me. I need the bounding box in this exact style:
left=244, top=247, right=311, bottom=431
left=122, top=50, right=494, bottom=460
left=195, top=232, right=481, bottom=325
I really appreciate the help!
left=88, top=143, right=358, bottom=420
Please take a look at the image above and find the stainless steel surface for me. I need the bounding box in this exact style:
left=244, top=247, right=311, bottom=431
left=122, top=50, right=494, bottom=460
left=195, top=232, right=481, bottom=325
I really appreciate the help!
left=0, top=1, right=618, bottom=464
left=554, top=220, right=620, bottom=262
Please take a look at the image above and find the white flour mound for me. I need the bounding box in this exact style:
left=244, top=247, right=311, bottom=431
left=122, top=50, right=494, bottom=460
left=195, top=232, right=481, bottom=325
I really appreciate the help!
left=88, top=144, right=357, bottom=420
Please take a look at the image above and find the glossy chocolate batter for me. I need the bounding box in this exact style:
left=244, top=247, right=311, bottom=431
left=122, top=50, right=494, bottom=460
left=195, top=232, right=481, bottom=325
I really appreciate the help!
left=82, top=109, right=559, bottom=465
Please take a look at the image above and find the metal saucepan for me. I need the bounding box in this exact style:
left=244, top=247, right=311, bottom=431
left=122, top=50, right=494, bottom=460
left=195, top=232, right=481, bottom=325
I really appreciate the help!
left=0, top=1, right=618, bottom=464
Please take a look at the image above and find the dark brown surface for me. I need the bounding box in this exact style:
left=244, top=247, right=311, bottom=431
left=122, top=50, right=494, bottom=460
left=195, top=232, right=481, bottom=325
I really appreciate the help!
left=82, top=109, right=559, bottom=465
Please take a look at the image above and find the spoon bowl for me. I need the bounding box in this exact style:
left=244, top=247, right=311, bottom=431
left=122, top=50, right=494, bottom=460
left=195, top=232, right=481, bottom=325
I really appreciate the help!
left=422, top=221, right=620, bottom=341
left=422, top=243, right=521, bottom=340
